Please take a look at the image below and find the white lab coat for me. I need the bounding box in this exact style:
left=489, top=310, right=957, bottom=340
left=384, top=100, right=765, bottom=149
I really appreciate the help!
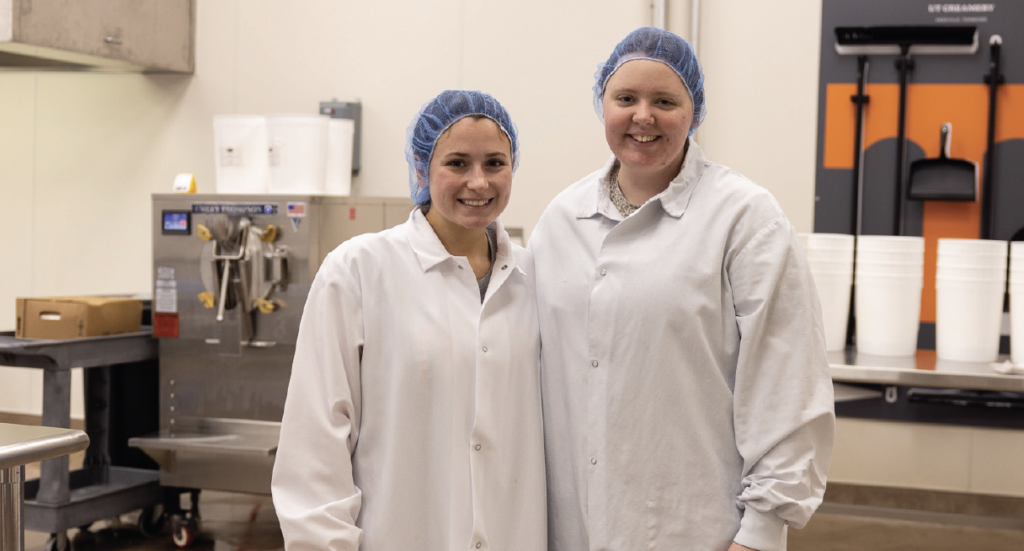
left=529, top=141, right=835, bottom=551
left=272, top=208, right=547, bottom=551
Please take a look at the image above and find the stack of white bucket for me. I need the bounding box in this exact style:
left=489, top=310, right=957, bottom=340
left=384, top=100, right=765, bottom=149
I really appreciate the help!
left=854, top=236, right=925, bottom=357
left=797, top=233, right=854, bottom=352
left=213, top=114, right=355, bottom=195
left=935, top=239, right=1007, bottom=363
left=1012, top=242, right=1024, bottom=366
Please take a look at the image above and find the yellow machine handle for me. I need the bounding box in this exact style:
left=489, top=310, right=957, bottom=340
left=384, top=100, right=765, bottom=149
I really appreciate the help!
left=261, top=225, right=278, bottom=243
left=257, top=298, right=276, bottom=314
left=198, top=292, right=215, bottom=309
left=197, top=224, right=212, bottom=242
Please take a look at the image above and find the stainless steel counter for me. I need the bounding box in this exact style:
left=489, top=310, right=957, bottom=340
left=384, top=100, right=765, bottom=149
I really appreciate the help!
left=0, top=424, right=89, bottom=473
left=1, top=423, right=89, bottom=551
left=830, top=349, right=1024, bottom=393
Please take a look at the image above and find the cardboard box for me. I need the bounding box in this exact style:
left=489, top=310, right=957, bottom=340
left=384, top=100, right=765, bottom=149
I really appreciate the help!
left=16, top=296, right=143, bottom=340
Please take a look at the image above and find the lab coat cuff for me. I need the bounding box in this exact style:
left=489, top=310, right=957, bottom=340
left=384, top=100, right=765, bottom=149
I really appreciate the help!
left=734, top=507, right=786, bottom=551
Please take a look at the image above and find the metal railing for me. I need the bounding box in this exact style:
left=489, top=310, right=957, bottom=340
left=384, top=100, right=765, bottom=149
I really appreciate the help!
left=0, top=424, right=89, bottom=551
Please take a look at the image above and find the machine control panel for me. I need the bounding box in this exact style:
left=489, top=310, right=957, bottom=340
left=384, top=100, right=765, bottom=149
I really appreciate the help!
left=162, top=210, right=191, bottom=235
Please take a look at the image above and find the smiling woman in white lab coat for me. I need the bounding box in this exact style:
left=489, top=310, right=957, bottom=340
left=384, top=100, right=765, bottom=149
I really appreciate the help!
left=272, top=90, right=546, bottom=551
left=529, top=28, right=835, bottom=551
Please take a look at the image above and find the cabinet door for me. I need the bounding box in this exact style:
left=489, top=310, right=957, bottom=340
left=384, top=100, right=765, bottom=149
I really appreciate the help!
left=14, top=0, right=193, bottom=72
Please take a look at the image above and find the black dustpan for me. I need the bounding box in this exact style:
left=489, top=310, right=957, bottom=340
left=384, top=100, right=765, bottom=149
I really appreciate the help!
left=908, top=123, right=977, bottom=201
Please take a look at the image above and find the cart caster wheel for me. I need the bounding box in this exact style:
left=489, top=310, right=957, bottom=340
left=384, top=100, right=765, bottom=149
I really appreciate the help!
left=171, top=518, right=198, bottom=548
left=44, top=532, right=71, bottom=551
left=138, top=504, right=167, bottom=538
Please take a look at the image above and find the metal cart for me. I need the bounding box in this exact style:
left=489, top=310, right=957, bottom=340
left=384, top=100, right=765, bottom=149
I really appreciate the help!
left=0, top=331, right=161, bottom=551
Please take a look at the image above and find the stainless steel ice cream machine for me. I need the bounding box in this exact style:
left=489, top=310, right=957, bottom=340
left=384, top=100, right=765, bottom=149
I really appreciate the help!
left=131, top=194, right=411, bottom=501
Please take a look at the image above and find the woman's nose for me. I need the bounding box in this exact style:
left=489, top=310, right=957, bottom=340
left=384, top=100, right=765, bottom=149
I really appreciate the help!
left=467, top=165, right=488, bottom=189
left=633, top=102, right=654, bottom=125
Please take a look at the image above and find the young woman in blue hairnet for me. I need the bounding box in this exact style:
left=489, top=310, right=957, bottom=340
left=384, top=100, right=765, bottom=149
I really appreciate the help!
left=272, top=90, right=545, bottom=550
left=529, top=27, right=835, bottom=551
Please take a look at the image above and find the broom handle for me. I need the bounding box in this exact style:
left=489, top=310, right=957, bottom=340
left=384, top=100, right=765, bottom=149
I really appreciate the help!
left=851, top=55, right=869, bottom=236
left=980, top=36, right=1002, bottom=240
left=894, top=44, right=913, bottom=237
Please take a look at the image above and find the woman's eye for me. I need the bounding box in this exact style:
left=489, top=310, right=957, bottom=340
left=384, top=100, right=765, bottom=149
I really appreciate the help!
left=617, top=95, right=635, bottom=103
left=657, top=99, right=676, bottom=106
left=446, top=160, right=466, bottom=167
left=487, top=159, right=507, bottom=167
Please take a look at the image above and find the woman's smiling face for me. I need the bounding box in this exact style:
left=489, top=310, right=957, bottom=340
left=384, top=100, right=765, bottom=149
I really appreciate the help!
left=425, top=116, right=513, bottom=233
left=602, top=59, right=694, bottom=182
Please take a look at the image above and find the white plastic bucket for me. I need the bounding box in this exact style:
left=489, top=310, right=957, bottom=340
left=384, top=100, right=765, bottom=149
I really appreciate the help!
left=855, top=272, right=922, bottom=356
left=856, top=235, right=926, bottom=253
left=937, top=238, right=1008, bottom=256
left=1011, top=281, right=1024, bottom=365
left=856, top=250, right=926, bottom=264
left=805, top=248, right=857, bottom=263
left=799, top=232, right=855, bottom=251
left=812, top=270, right=853, bottom=352
left=1009, top=242, right=1024, bottom=364
left=1011, top=241, right=1024, bottom=262
left=857, top=259, right=924, bottom=270
left=935, top=264, right=1006, bottom=280
left=797, top=234, right=854, bottom=352
left=213, top=115, right=270, bottom=194
left=324, top=118, right=355, bottom=196
left=856, top=236, right=925, bottom=277
left=267, top=114, right=328, bottom=194
left=935, top=276, right=1006, bottom=363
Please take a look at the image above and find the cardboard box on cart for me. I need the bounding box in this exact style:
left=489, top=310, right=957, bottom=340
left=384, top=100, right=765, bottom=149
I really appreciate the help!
left=15, top=296, right=143, bottom=339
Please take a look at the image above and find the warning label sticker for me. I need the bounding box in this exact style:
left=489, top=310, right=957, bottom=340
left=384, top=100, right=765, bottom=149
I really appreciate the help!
left=155, top=279, right=178, bottom=313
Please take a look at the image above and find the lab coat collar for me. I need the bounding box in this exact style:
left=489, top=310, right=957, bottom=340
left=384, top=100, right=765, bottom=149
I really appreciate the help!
left=406, top=206, right=523, bottom=277
left=576, top=138, right=707, bottom=220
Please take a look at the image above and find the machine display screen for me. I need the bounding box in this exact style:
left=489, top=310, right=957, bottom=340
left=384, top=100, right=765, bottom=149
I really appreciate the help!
left=162, top=211, right=191, bottom=235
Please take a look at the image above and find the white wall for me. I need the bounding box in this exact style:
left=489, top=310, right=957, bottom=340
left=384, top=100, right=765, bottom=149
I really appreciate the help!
left=0, top=0, right=824, bottom=414
left=698, top=0, right=823, bottom=229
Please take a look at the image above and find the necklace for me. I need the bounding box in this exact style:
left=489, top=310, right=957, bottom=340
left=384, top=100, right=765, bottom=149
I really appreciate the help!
left=609, top=163, right=641, bottom=217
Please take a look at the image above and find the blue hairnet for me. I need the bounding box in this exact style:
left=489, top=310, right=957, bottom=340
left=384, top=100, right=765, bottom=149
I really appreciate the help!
left=405, top=90, right=520, bottom=205
left=593, top=27, right=706, bottom=136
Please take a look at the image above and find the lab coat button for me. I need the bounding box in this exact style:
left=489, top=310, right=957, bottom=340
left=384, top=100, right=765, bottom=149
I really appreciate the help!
left=599, top=268, right=607, bottom=276
left=501, top=264, right=508, bottom=270
left=590, top=457, right=597, bottom=465
left=482, top=346, right=488, bottom=353
left=591, top=360, right=598, bottom=368
left=458, top=265, right=464, bottom=270
left=475, top=444, right=482, bottom=451
left=476, top=543, right=482, bottom=549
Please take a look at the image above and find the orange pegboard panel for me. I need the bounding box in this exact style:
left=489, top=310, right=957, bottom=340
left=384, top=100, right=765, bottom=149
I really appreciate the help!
left=822, top=83, right=1024, bottom=322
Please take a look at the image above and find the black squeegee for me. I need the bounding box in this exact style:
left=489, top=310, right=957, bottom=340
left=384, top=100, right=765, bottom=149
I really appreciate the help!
left=835, top=26, right=978, bottom=55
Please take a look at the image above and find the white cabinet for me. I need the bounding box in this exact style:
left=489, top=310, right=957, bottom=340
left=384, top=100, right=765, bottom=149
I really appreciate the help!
left=0, top=0, right=194, bottom=72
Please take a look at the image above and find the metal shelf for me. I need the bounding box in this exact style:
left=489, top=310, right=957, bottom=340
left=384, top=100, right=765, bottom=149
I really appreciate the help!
left=830, top=349, right=1024, bottom=393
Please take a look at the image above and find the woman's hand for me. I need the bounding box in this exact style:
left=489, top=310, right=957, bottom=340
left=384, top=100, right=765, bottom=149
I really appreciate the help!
left=728, top=543, right=757, bottom=551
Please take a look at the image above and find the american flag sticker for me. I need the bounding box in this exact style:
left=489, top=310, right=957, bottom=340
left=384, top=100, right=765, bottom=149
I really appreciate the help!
left=286, top=202, right=307, bottom=218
